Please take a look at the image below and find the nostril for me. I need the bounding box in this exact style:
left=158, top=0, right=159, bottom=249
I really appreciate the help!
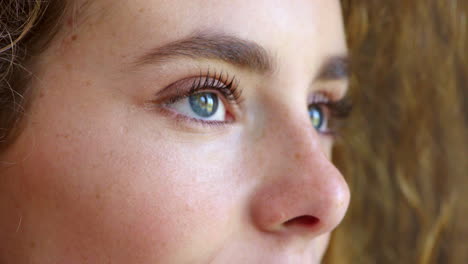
left=284, top=215, right=319, bottom=228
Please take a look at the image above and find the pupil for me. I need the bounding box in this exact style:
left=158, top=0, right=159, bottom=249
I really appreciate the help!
left=309, top=106, right=323, bottom=130
left=189, top=93, right=219, bottom=118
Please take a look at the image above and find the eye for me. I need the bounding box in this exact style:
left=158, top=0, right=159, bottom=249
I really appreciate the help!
left=166, top=92, right=227, bottom=121
left=158, top=71, right=241, bottom=124
left=309, top=104, right=327, bottom=132
left=307, top=94, right=352, bottom=136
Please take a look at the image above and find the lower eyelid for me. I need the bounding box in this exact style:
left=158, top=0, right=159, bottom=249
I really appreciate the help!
left=156, top=102, right=235, bottom=129
left=155, top=106, right=214, bottom=129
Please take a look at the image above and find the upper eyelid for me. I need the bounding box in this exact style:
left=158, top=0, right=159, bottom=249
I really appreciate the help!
left=155, top=68, right=240, bottom=95
left=155, top=74, right=223, bottom=102
left=162, top=71, right=243, bottom=106
left=191, top=70, right=236, bottom=89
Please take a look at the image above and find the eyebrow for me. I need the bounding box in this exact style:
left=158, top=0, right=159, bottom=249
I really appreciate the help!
left=316, top=56, right=349, bottom=81
left=133, top=32, right=348, bottom=81
left=134, top=32, right=274, bottom=73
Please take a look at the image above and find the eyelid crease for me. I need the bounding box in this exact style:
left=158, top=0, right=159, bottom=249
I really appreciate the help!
left=309, top=92, right=332, bottom=104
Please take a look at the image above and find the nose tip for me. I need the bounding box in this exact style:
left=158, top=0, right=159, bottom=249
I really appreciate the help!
left=250, top=166, right=350, bottom=239
left=249, top=117, right=350, bottom=239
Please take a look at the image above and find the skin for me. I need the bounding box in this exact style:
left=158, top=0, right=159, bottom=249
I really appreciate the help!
left=0, top=0, right=350, bottom=263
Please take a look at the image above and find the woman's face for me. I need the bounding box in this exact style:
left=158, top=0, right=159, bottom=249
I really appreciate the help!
left=1, top=0, right=349, bottom=263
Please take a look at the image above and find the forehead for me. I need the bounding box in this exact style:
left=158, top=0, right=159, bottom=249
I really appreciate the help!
left=69, top=0, right=346, bottom=72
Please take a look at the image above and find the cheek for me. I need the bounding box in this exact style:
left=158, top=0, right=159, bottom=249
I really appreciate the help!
left=11, top=96, right=243, bottom=261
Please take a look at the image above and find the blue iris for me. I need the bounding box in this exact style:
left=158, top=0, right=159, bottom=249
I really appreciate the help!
left=309, top=105, right=324, bottom=130
left=189, top=93, right=219, bottom=118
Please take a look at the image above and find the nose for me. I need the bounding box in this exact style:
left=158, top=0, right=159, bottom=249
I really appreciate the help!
left=249, top=107, right=350, bottom=239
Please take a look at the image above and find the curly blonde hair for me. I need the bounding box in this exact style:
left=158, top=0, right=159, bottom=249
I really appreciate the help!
left=326, top=0, right=467, bottom=263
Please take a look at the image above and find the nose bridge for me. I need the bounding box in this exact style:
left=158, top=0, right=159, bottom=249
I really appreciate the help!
left=249, top=102, right=350, bottom=239
left=271, top=105, right=348, bottom=204
left=270, top=103, right=326, bottom=168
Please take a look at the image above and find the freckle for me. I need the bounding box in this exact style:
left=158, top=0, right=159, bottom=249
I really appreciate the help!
left=57, top=133, right=70, bottom=139
left=139, top=8, right=145, bottom=13
left=294, top=153, right=302, bottom=161
left=65, top=64, right=72, bottom=70
left=30, top=242, right=36, bottom=249
left=71, top=35, right=78, bottom=41
left=39, top=92, right=45, bottom=98
left=95, top=193, right=101, bottom=200
left=85, top=80, right=92, bottom=87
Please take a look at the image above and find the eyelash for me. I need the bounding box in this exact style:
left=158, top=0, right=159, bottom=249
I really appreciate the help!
left=166, top=70, right=242, bottom=106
